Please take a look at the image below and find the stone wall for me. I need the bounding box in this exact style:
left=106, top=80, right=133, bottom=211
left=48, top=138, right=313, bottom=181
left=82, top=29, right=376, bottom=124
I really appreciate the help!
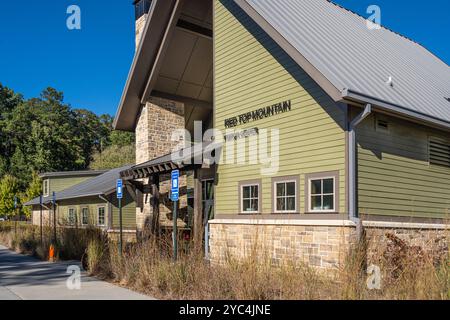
left=135, top=96, right=186, bottom=233
left=135, top=97, right=185, bottom=164
left=209, top=220, right=449, bottom=270
left=209, top=221, right=356, bottom=269
left=135, top=14, right=147, bottom=50
left=363, top=226, right=449, bottom=264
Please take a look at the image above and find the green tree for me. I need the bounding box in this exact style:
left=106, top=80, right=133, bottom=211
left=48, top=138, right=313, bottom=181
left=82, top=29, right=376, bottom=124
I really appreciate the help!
left=89, top=144, right=135, bottom=170
left=0, top=84, right=23, bottom=177
left=21, top=171, right=42, bottom=219
left=1, top=85, right=136, bottom=194
left=110, top=130, right=135, bottom=147
left=6, top=88, right=86, bottom=187
left=74, top=109, right=111, bottom=166
left=0, top=174, right=20, bottom=219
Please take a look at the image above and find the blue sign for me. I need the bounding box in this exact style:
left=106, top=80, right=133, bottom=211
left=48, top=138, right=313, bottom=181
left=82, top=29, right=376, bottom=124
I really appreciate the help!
left=117, top=179, right=123, bottom=199
left=170, top=170, right=180, bottom=202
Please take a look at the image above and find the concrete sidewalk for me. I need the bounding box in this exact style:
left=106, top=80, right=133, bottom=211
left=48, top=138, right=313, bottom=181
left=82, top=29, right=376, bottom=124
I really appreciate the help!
left=0, top=245, right=153, bottom=300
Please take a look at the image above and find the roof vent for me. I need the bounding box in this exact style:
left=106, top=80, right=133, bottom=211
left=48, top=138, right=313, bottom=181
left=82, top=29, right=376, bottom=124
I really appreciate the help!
left=445, top=97, right=450, bottom=102
left=386, top=76, right=394, bottom=87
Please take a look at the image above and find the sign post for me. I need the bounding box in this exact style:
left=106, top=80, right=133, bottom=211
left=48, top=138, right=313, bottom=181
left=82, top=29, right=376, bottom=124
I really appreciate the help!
left=117, top=179, right=123, bottom=256
left=13, top=196, right=18, bottom=235
left=52, top=192, right=56, bottom=245
left=39, top=194, right=43, bottom=245
left=170, top=170, right=180, bottom=261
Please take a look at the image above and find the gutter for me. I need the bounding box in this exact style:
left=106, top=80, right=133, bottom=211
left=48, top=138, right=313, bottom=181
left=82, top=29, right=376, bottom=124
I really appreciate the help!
left=348, top=104, right=372, bottom=238
left=342, top=89, right=450, bottom=132
left=98, top=194, right=108, bottom=203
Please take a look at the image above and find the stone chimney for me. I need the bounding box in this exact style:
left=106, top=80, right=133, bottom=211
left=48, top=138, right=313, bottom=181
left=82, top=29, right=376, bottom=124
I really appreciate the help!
left=134, top=0, right=152, bottom=49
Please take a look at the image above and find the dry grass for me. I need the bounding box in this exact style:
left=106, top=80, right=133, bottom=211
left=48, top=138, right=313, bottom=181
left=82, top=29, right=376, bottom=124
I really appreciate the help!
left=100, top=233, right=449, bottom=300
left=0, top=222, right=104, bottom=261
left=0, top=223, right=448, bottom=300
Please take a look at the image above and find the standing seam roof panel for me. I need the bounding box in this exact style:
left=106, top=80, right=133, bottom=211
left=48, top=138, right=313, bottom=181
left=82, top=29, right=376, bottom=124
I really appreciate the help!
left=244, top=0, right=450, bottom=124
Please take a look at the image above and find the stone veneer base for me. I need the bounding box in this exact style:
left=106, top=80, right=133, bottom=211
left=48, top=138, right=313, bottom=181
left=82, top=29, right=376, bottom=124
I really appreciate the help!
left=208, top=219, right=449, bottom=269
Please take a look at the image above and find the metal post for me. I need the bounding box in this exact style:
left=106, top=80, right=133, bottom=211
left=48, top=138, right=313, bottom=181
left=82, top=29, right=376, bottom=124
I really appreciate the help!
left=173, top=200, right=178, bottom=261
left=40, top=195, right=43, bottom=245
left=52, top=192, right=57, bottom=245
left=14, top=196, right=17, bottom=236
left=119, top=197, right=123, bottom=256
left=204, top=222, right=209, bottom=260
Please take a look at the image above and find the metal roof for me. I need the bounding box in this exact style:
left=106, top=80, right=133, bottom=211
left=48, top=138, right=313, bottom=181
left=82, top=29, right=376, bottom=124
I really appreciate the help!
left=236, top=0, right=450, bottom=129
left=25, top=165, right=133, bottom=206
left=39, top=170, right=107, bottom=179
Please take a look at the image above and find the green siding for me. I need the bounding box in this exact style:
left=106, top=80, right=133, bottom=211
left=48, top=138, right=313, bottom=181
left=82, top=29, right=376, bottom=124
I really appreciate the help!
left=57, top=196, right=108, bottom=227
left=109, top=191, right=137, bottom=230
left=214, top=0, right=347, bottom=215
left=357, top=113, right=450, bottom=218
left=56, top=192, right=136, bottom=229
left=48, top=176, right=94, bottom=194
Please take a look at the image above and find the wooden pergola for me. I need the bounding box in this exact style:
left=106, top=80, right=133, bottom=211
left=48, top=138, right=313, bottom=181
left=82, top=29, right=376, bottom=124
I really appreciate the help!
left=121, top=142, right=220, bottom=247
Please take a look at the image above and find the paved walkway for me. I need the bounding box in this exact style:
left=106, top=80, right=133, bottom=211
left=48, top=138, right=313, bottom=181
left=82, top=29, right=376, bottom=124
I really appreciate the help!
left=0, top=245, right=153, bottom=300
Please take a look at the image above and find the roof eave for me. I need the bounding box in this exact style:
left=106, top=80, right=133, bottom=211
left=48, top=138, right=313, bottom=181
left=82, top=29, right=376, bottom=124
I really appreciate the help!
left=113, top=0, right=178, bottom=131
left=342, top=89, right=450, bottom=132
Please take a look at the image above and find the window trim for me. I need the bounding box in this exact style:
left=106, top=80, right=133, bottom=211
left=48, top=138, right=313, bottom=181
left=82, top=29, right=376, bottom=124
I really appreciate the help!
left=68, top=207, right=77, bottom=226
left=305, top=171, right=340, bottom=214
left=97, top=206, right=106, bottom=227
left=81, top=207, right=89, bottom=226
left=238, top=180, right=262, bottom=214
left=271, top=176, right=299, bottom=214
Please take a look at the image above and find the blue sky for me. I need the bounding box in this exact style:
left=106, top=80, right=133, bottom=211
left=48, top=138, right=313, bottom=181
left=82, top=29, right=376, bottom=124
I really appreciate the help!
left=0, top=0, right=449, bottom=116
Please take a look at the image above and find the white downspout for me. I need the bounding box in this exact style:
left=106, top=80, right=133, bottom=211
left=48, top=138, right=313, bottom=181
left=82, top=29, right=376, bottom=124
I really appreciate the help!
left=348, top=104, right=372, bottom=236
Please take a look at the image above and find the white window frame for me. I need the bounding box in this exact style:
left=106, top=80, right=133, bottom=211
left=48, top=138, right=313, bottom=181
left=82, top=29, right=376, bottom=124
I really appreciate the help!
left=43, top=180, right=49, bottom=197
left=308, top=177, right=336, bottom=213
left=273, top=180, right=298, bottom=213
left=240, top=183, right=260, bottom=214
left=97, top=206, right=106, bottom=227
left=68, top=207, right=77, bottom=225
left=81, top=207, right=89, bottom=226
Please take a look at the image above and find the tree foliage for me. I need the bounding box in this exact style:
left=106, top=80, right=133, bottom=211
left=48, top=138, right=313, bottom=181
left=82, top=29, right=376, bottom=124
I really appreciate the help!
left=0, top=83, right=135, bottom=210
left=89, top=144, right=135, bottom=170
left=0, top=174, right=20, bottom=218
left=21, top=172, right=42, bottom=218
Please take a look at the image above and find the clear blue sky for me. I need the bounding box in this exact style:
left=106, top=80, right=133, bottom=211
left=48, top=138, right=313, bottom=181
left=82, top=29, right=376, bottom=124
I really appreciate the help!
left=0, top=0, right=449, bottom=116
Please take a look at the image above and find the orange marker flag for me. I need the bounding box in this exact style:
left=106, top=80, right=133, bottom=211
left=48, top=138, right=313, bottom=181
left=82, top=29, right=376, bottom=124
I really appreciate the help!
left=49, top=245, right=55, bottom=262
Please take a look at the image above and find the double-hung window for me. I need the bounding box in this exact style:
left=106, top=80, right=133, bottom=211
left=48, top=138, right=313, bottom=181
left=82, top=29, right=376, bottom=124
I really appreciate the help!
left=97, top=207, right=106, bottom=226
left=68, top=208, right=76, bottom=225
left=81, top=207, right=89, bottom=225
left=43, top=180, right=49, bottom=197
